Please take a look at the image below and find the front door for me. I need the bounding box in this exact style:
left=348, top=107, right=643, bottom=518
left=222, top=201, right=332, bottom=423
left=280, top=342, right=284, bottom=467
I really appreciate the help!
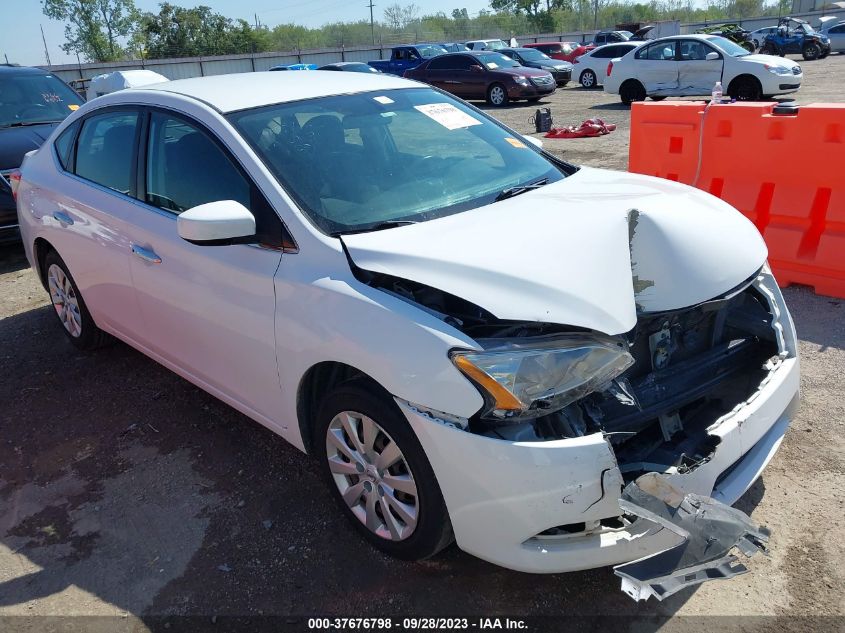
left=125, top=109, right=286, bottom=425
left=677, top=39, right=723, bottom=95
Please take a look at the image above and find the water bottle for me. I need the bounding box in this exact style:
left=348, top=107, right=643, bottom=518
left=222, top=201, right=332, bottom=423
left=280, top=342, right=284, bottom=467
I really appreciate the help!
left=712, top=81, right=723, bottom=103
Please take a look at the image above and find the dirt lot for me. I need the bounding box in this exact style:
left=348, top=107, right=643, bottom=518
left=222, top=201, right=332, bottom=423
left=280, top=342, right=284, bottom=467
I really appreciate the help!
left=1, top=54, right=844, bottom=631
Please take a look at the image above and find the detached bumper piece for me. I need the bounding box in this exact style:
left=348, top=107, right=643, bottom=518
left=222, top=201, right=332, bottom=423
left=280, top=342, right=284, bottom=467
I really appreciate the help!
left=613, top=473, right=770, bottom=602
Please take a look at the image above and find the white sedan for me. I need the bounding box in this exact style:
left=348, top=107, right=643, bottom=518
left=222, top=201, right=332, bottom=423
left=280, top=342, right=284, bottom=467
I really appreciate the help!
left=604, top=34, right=802, bottom=103
left=13, top=71, right=799, bottom=592
left=572, top=41, right=641, bottom=87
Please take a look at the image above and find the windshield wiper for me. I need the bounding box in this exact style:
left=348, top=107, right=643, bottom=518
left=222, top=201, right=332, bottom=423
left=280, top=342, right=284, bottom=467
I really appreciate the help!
left=331, top=220, right=418, bottom=237
left=494, top=178, right=548, bottom=202
left=0, top=120, right=64, bottom=129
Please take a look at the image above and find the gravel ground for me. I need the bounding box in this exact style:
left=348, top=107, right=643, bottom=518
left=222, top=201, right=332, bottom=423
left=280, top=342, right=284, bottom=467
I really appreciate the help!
left=1, top=53, right=844, bottom=631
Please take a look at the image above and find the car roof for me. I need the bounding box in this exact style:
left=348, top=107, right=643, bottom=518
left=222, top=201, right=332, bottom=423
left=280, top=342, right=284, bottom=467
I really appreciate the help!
left=124, top=71, right=415, bottom=113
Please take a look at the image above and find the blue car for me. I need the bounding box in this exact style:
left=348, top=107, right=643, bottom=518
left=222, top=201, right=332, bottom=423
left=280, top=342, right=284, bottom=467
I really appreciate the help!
left=269, top=63, right=319, bottom=71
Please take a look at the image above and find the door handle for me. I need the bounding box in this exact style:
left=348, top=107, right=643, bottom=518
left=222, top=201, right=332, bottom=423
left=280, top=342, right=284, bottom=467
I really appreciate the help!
left=131, top=243, right=162, bottom=264
left=52, top=211, right=74, bottom=225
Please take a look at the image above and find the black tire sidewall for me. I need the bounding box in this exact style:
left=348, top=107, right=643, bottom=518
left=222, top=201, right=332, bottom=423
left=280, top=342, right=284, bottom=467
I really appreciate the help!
left=43, top=250, right=104, bottom=350
left=620, top=80, right=645, bottom=105
left=313, top=381, right=453, bottom=560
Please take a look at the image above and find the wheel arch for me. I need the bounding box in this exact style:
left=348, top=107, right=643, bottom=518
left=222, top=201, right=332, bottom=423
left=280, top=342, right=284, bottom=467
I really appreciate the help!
left=727, top=73, right=762, bottom=96
left=33, top=236, right=57, bottom=290
left=296, top=361, right=392, bottom=455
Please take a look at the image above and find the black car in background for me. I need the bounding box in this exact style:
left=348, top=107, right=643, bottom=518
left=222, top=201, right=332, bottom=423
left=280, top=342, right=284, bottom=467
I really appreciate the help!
left=499, top=48, right=573, bottom=86
left=0, top=65, right=84, bottom=243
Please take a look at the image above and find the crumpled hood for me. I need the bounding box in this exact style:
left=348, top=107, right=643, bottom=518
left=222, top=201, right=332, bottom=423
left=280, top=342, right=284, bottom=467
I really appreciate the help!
left=0, top=123, right=57, bottom=171
left=342, top=167, right=767, bottom=335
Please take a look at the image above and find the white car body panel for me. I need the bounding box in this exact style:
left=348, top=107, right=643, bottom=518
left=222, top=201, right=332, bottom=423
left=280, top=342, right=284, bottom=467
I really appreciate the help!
left=344, top=167, right=767, bottom=334
left=15, top=72, right=800, bottom=575
left=604, top=34, right=803, bottom=98
left=820, top=21, right=845, bottom=52
left=573, top=43, right=641, bottom=86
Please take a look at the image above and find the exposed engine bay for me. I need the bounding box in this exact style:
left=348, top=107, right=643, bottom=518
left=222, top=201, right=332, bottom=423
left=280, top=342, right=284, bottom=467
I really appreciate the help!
left=357, top=267, right=781, bottom=479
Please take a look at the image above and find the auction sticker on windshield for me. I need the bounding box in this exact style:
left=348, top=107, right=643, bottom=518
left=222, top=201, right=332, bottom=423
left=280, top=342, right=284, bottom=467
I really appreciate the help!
left=414, top=103, right=482, bottom=130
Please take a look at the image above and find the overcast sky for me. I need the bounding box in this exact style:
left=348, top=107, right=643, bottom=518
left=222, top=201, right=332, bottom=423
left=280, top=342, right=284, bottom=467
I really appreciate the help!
left=3, top=0, right=496, bottom=67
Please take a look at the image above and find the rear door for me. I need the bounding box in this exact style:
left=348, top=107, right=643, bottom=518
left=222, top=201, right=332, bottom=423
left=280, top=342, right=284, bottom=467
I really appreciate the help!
left=124, top=108, right=287, bottom=424
left=676, top=39, right=723, bottom=95
left=633, top=40, right=679, bottom=94
left=38, top=107, right=145, bottom=337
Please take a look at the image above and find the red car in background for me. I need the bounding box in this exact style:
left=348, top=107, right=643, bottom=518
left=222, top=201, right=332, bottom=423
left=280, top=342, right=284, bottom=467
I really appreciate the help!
left=524, top=41, right=595, bottom=63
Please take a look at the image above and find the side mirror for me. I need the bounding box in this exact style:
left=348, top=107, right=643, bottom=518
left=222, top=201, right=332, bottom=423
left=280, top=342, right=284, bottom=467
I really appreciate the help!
left=523, top=135, right=543, bottom=149
left=470, top=64, right=484, bottom=72
left=705, top=51, right=720, bottom=61
left=177, top=200, right=256, bottom=245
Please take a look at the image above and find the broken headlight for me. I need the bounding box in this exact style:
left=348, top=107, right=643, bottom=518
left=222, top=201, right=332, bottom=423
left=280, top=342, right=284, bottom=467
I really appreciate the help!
left=451, top=334, right=634, bottom=421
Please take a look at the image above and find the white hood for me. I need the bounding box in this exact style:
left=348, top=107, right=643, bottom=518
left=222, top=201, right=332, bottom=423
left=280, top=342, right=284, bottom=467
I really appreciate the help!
left=342, top=168, right=767, bottom=335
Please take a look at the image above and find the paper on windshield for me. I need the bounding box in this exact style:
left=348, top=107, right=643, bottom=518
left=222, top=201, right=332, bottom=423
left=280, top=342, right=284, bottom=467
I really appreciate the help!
left=414, top=103, right=482, bottom=130
left=487, top=62, right=499, bottom=69
left=373, top=95, right=394, bottom=104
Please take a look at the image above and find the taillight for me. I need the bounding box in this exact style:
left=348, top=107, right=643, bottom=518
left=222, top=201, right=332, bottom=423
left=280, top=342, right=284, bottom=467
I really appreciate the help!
left=607, top=61, right=613, bottom=77
left=9, top=170, right=21, bottom=201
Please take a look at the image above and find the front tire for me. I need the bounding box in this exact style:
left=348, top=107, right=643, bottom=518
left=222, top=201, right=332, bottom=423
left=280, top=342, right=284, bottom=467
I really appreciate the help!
left=620, top=79, right=646, bottom=105
left=580, top=69, right=597, bottom=88
left=487, top=83, right=509, bottom=106
left=727, top=75, right=762, bottom=101
left=314, top=380, right=453, bottom=560
left=803, top=43, right=821, bottom=60
left=43, top=250, right=108, bottom=350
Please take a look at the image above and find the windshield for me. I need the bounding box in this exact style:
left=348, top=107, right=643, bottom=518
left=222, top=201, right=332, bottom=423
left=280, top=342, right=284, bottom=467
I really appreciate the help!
left=229, top=88, right=565, bottom=235
left=517, top=49, right=552, bottom=62
left=418, top=45, right=447, bottom=58
left=478, top=52, right=520, bottom=69
left=0, top=73, right=83, bottom=128
left=708, top=35, right=751, bottom=57
left=619, top=31, right=634, bottom=39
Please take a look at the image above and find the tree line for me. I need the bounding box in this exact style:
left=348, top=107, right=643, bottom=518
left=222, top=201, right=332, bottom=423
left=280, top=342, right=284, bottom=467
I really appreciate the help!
left=43, top=0, right=791, bottom=63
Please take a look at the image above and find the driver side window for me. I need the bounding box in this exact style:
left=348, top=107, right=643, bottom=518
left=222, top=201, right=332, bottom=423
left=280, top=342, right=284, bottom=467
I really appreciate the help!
left=638, top=42, right=677, bottom=60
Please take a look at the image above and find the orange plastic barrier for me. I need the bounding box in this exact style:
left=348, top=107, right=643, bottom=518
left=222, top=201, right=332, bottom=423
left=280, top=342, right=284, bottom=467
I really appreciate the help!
left=629, top=101, right=845, bottom=299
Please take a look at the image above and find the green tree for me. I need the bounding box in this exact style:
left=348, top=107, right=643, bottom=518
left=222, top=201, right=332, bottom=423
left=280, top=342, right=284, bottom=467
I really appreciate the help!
left=42, top=0, right=137, bottom=62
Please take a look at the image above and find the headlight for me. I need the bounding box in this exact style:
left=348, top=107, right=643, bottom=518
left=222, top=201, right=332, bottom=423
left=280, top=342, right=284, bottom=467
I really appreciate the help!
left=514, top=75, right=530, bottom=85
left=765, top=64, right=792, bottom=75
left=451, top=334, right=634, bottom=421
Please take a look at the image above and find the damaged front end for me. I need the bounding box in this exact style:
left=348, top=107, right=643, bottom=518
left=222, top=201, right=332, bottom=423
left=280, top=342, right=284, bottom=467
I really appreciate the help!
left=614, top=473, right=770, bottom=602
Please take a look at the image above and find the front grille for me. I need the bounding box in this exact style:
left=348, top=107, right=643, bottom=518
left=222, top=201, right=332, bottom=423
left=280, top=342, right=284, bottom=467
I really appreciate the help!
left=530, top=75, right=554, bottom=87
left=792, top=65, right=801, bottom=75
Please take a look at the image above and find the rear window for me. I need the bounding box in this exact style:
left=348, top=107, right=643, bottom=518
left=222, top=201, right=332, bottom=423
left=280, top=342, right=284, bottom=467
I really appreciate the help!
left=0, top=73, right=83, bottom=128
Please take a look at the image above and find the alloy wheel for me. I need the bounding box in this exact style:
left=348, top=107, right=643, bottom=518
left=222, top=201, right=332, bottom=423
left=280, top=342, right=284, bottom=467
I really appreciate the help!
left=490, top=85, right=506, bottom=105
left=581, top=70, right=595, bottom=88
left=325, top=411, right=418, bottom=541
left=47, top=263, right=82, bottom=338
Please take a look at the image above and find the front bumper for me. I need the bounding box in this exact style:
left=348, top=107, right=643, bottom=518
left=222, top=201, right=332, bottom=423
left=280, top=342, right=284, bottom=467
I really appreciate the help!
left=510, top=81, right=556, bottom=99
left=550, top=70, right=571, bottom=85
left=399, top=347, right=799, bottom=574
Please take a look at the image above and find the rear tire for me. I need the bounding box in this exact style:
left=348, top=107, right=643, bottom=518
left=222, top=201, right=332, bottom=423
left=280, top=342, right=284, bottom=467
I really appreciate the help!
left=313, top=379, right=454, bottom=560
left=580, top=69, right=597, bottom=88
left=620, top=79, right=646, bottom=105
left=761, top=43, right=777, bottom=55
left=43, top=250, right=109, bottom=350
left=487, top=83, right=508, bottom=106
left=727, top=75, right=762, bottom=101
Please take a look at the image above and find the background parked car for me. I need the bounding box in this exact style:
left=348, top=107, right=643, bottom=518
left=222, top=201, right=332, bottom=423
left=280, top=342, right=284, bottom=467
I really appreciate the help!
left=499, top=48, right=572, bottom=86
left=404, top=51, right=555, bottom=106
left=819, top=19, right=845, bottom=53
left=524, top=41, right=595, bottom=63
left=270, top=63, right=319, bottom=71
left=604, top=34, right=802, bottom=104
left=695, top=23, right=756, bottom=52
left=319, top=62, right=381, bottom=73
left=1, top=64, right=83, bottom=243
left=369, top=45, right=446, bottom=76
left=437, top=42, right=470, bottom=52
left=87, top=70, right=168, bottom=99
left=572, top=42, right=641, bottom=88
left=465, top=39, right=507, bottom=51
left=593, top=30, right=634, bottom=45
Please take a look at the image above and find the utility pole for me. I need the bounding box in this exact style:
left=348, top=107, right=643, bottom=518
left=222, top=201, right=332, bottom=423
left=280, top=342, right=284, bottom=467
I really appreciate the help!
left=40, top=24, right=52, bottom=67
left=368, top=0, right=376, bottom=45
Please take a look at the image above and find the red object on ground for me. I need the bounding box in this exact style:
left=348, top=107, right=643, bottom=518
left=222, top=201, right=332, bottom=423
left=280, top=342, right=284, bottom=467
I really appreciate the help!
left=544, top=118, right=617, bottom=138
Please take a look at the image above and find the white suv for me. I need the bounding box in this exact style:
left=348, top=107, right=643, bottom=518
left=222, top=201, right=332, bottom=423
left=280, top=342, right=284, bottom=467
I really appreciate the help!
left=14, top=71, right=799, bottom=594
